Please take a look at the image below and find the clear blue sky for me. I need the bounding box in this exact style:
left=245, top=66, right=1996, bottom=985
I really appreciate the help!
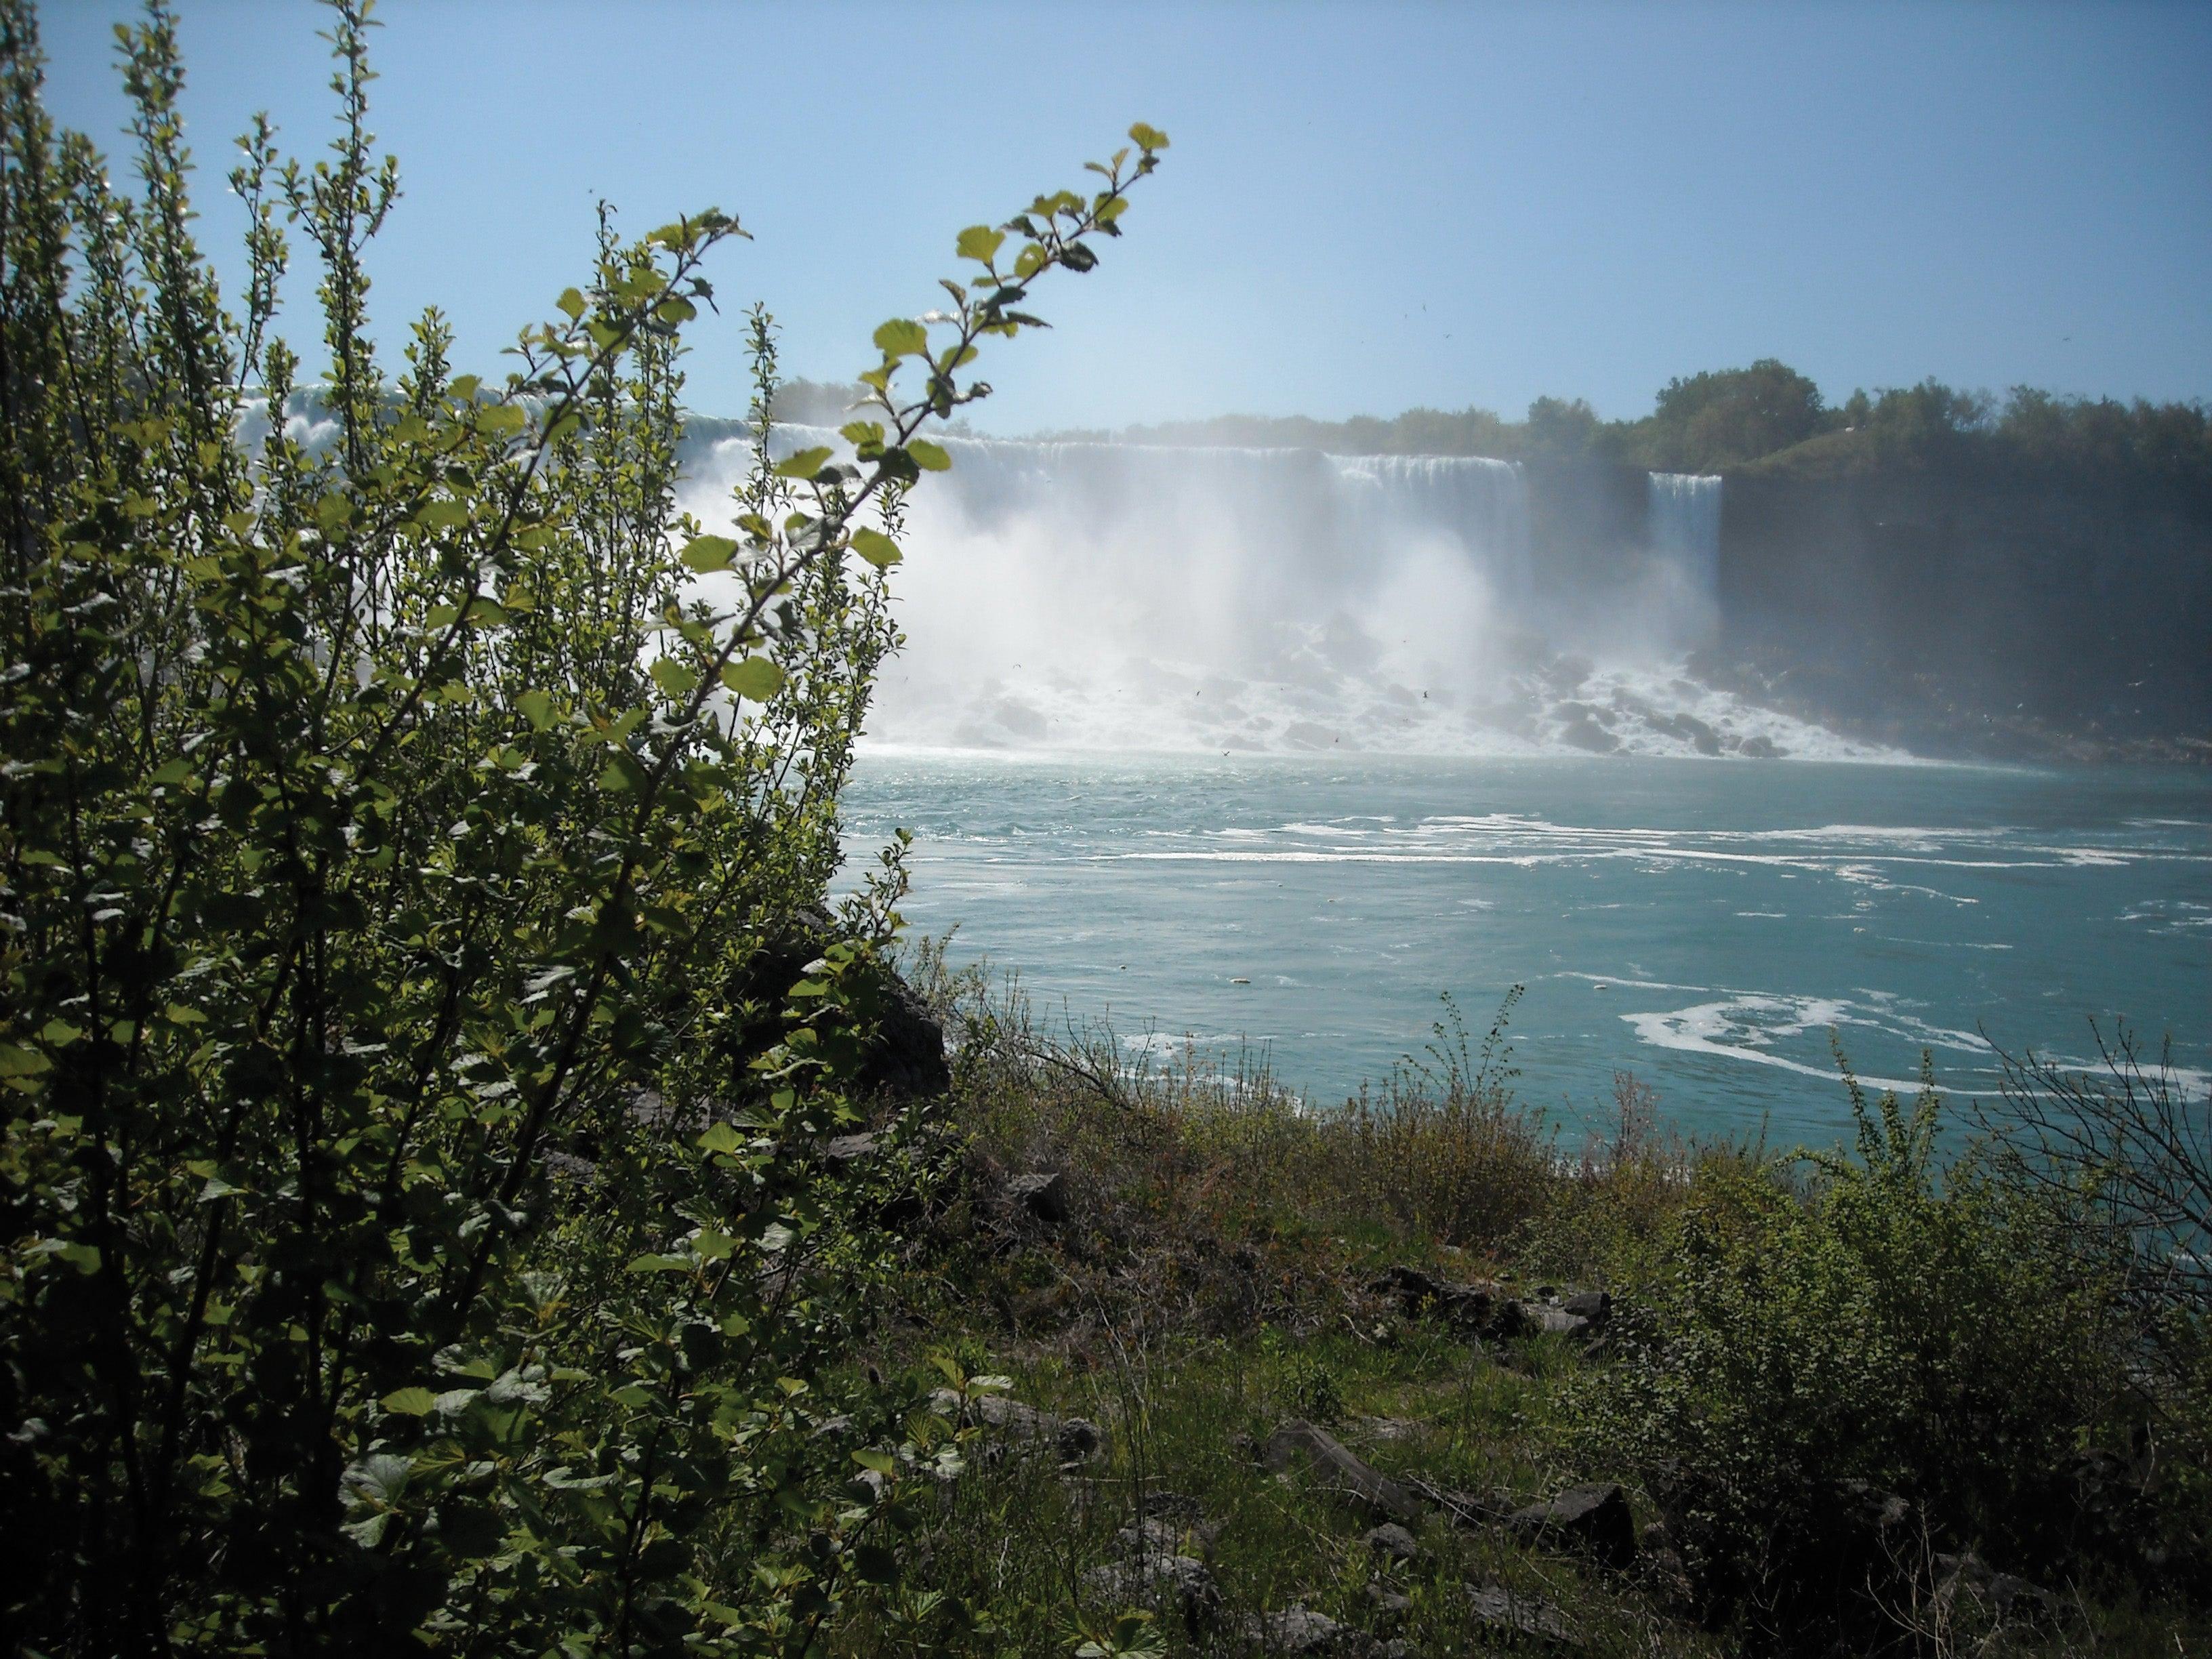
left=35, top=0, right=2212, bottom=433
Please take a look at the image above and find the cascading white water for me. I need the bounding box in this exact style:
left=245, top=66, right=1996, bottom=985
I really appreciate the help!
left=678, top=431, right=1890, bottom=760
left=1645, top=472, right=1723, bottom=647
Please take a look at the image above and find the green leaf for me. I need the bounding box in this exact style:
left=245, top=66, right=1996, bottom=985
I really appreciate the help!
left=1128, top=121, right=1170, bottom=151
left=697, top=1122, right=744, bottom=1155
left=852, top=1448, right=897, bottom=1475
left=907, top=440, right=951, bottom=472
left=598, top=752, right=649, bottom=794
left=556, top=287, right=586, bottom=321
left=517, top=688, right=557, bottom=731
left=720, top=657, right=785, bottom=701
left=651, top=657, right=699, bottom=699
left=956, top=224, right=1004, bottom=265
left=51, top=1241, right=100, bottom=1274
left=682, top=533, right=739, bottom=573
left=627, top=1254, right=693, bottom=1274
left=850, top=528, right=902, bottom=570
left=851, top=1541, right=899, bottom=1585
left=872, top=318, right=928, bottom=359
left=772, top=447, right=834, bottom=480
left=382, top=1387, right=438, bottom=1416
left=0, top=1044, right=53, bottom=1080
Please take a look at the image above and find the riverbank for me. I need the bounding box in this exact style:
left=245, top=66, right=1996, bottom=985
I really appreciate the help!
left=809, top=951, right=2210, bottom=1656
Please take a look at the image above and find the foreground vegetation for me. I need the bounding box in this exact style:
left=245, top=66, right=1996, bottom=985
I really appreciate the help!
left=821, top=958, right=2210, bottom=1656
left=0, top=1, right=1164, bottom=1650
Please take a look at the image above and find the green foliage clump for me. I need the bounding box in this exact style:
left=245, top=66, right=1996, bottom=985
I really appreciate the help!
left=1577, top=1069, right=2136, bottom=1637
left=1640, top=359, right=1829, bottom=471
left=1093, top=361, right=2212, bottom=495
left=0, top=0, right=1164, bottom=1650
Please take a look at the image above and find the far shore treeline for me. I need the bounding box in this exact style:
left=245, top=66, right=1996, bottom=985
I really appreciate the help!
left=743, top=360, right=2212, bottom=488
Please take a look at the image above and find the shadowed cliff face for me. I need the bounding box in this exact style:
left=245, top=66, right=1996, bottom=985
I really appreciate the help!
left=1710, top=463, right=2212, bottom=761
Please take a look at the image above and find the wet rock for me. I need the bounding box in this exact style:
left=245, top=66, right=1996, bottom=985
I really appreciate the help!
left=1261, top=1419, right=1420, bottom=1523
left=1467, top=1582, right=1582, bottom=1647
left=1506, top=1482, right=1636, bottom=1569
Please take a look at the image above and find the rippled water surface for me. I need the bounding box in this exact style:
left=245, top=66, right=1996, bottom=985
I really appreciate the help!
left=843, top=755, right=2211, bottom=1144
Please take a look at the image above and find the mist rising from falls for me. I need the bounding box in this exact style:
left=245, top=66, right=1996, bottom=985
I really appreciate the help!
left=678, top=430, right=1898, bottom=760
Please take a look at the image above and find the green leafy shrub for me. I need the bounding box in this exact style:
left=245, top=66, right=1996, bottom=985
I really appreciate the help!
left=1578, top=1069, right=2137, bottom=1643
left=0, top=1, right=1163, bottom=1650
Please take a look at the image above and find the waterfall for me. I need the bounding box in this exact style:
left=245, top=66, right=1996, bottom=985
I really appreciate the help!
left=1645, top=472, right=1723, bottom=619
left=676, top=432, right=1884, bottom=760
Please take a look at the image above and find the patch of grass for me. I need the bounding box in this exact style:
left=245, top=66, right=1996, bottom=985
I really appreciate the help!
left=856, top=947, right=2210, bottom=1656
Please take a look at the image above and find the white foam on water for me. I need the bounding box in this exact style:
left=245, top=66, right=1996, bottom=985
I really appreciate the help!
left=1622, top=994, right=1939, bottom=1097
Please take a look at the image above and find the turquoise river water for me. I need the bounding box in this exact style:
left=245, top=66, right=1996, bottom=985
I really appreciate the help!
left=842, top=754, right=2211, bottom=1147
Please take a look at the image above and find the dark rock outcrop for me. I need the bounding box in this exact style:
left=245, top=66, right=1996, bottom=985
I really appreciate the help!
left=1004, top=1170, right=1071, bottom=1225
left=1261, top=1420, right=1421, bottom=1524
left=1932, top=1551, right=2057, bottom=1630
left=1506, top=1482, right=1637, bottom=1569
left=728, top=908, right=950, bottom=1101
left=1366, top=1265, right=1531, bottom=1340
left=1563, top=1289, right=1611, bottom=1324
left=1362, top=1522, right=1420, bottom=1563
left=930, top=1389, right=1107, bottom=1466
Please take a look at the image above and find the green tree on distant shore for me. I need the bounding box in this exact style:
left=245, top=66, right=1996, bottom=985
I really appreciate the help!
left=1088, top=364, right=2211, bottom=487
left=1637, top=358, right=1828, bottom=471
left=0, top=0, right=1163, bottom=1650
